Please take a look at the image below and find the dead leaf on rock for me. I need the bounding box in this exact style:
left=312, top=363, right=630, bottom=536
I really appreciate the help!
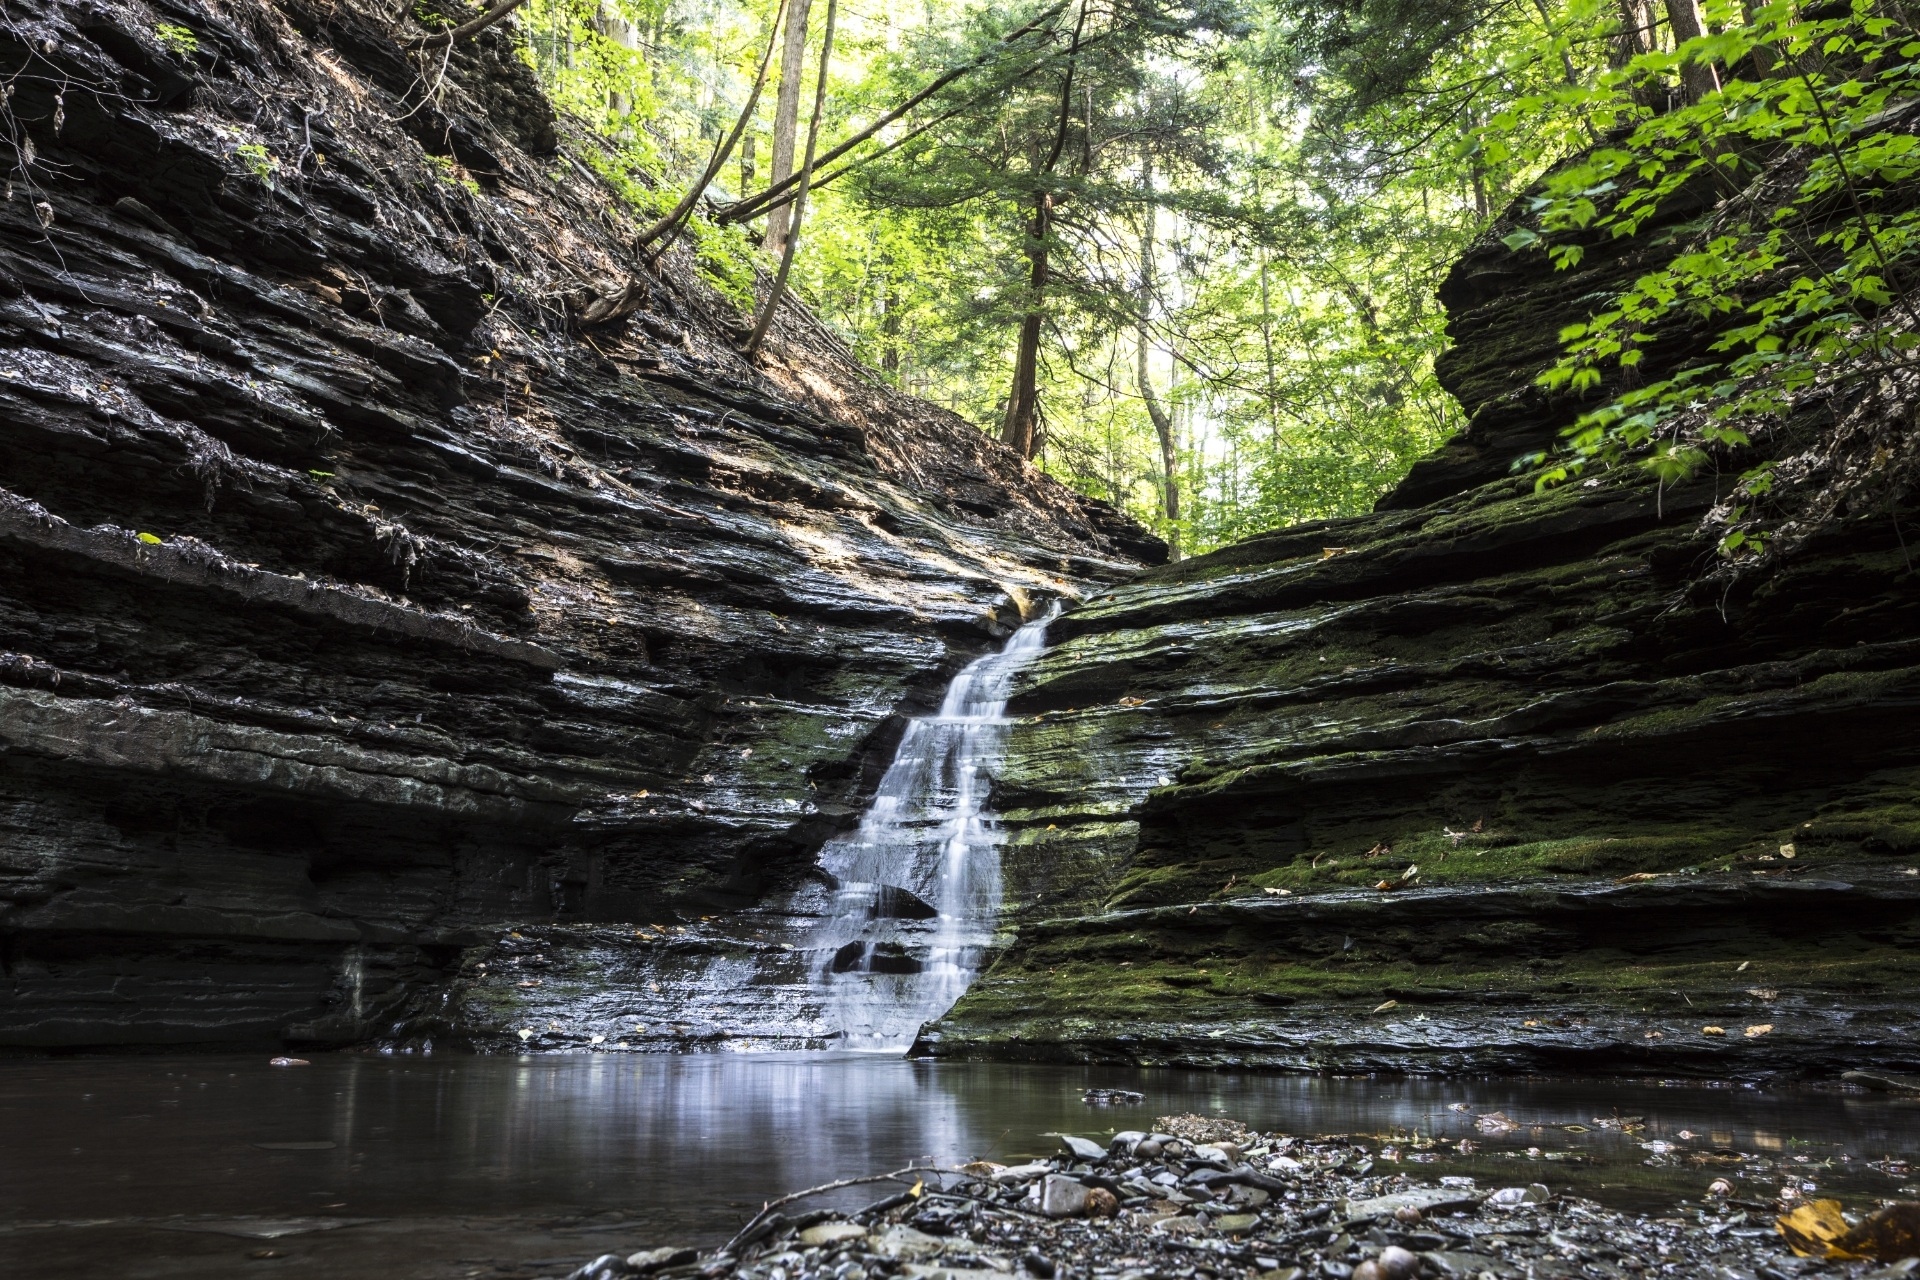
left=1779, top=1199, right=1920, bottom=1261
left=1777, top=1199, right=1850, bottom=1256
left=1746, top=1023, right=1774, bottom=1037
left=1321, top=546, right=1350, bottom=559
left=1702, top=1026, right=1726, bottom=1036
left=1372, top=1000, right=1399, bottom=1014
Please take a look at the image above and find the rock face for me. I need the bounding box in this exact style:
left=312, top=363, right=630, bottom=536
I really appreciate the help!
left=0, top=0, right=1153, bottom=1049
left=920, top=170, right=1920, bottom=1076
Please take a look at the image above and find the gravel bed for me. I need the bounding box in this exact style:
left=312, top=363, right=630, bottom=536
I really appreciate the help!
left=558, top=1115, right=1910, bottom=1280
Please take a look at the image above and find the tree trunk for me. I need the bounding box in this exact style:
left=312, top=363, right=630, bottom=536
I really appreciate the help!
left=764, top=0, right=814, bottom=254
left=740, top=133, right=756, bottom=196
left=1135, top=164, right=1180, bottom=561
left=1664, top=0, right=1718, bottom=100
left=996, top=0, right=1089, bottom=462
left=1000, top=194, right=1049, bottom=460
left=742, top=0, right=837, bottom=357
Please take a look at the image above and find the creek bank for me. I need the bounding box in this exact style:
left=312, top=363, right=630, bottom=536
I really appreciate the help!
left=554, top=1114, right=1847, bottom=1280
left=0, top=0, right=1154, bottom=1051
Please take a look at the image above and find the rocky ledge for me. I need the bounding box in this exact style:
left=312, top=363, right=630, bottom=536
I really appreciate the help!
left=0, top=0, right=1152, bottom=1051
left=550, top=1114, right=1865, bottom=1280
left=919, top=137, right=1920, bottom=1077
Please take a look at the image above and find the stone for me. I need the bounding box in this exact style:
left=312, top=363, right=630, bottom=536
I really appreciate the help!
left=1377, top=1246, right=1420, bottom=1280
left=1343, top=1188, right=1482, bottom=1222
left=1038, top=1174, right=1092, bottom=1218
left=1109, top=1130, right=1148, bottom=1154
left=1212, top=1214, right=1261, bottom=1235
left=799, top=1223, right=868, bottom=1247
left=627, top=1249, right=698, bottom=1273
left=1485, top=1185, right=1551, bottom=1208
left=993, top=1162, right=1053, bottom=1184
left=872, top=1227, right=947, bottom=1260
left=1060, top=1134, right=1108, bottom=1162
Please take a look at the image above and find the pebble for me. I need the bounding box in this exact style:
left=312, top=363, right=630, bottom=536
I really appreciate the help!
left=559, top=1111, right=1831, bottom=1280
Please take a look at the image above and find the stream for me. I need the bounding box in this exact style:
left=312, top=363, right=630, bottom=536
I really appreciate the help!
left=4, top=1053, right=1918, bottom=1278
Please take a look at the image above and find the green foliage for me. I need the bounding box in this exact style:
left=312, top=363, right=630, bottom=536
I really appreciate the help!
left=234, top=142, right=278, bottom=186
left=153, top=22, right=198, bottom=56
left=510, top=0, right=1681, bottom=552
left=1501, top=1, right=1920, bottom=558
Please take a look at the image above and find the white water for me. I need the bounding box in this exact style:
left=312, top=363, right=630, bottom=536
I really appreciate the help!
left=806, top=604, right=1058, bottom=1050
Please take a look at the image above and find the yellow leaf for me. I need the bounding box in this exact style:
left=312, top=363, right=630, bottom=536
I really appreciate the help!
left=1745, top=1023, right=1773, bottom=1037
left=1372, top=1000, right=1398, bottom=1014
left=1702, top=1026, right=1726, bottom=1036
left=910, top=1179, right=924, bottom=1199
left=1777, top=1200, right=1852, bottom=1258
left=136, top=532, right=163, bottom=545
left=1321, top=546, right=1350, bottom=559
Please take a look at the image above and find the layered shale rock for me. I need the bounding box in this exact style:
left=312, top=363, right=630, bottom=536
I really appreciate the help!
left=920, top=165, right=1920, bottom=1078
left=0, top=0, right=1153, bottom=1049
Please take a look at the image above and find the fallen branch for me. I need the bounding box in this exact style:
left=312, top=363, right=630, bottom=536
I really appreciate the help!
left=635, top=0, right=789, bottom=256
left=719, top=1166, right=926, bottom=1256
left=715, top=0, right=1067, bottom=225
left=402, top=0, right=531, bottom=51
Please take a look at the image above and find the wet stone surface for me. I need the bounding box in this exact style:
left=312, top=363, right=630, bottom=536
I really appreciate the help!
left=561, top=1115, right=1888, bottom=1280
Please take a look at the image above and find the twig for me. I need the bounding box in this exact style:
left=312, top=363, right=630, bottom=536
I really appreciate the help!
left=719, top=1166, right=925, bottom=1256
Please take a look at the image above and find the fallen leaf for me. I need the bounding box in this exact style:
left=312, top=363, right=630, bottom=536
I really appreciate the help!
left=1321, top=546, right=1350, bottom=559
left=1261, top=887, right=1292, bottom=897
left=1747, top=987, right=1778, bottom=1001
left=1778, top=1198, right=1849, bottom=1257
left=1779, top=842, right=1797, bottom=859
left=1830, top=1202, right=1920, bottom=1260
left=1372, top=1000, right=1399, bottom=1014
left=1746, top=1023, right=1774, bottom=1037
left=1736, top=960, right=1751, bottom=972
left=1702, top=1026, right=1726, bottom=1036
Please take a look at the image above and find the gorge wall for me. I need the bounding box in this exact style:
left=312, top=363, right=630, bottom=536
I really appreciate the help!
left=0, top=0, right=1155, bottom=1050
left=919, top=153, right=1920, bottom=1078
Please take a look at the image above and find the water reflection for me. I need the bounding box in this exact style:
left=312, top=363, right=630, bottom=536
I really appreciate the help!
left=4, top=1054, right=1919, bottom=1238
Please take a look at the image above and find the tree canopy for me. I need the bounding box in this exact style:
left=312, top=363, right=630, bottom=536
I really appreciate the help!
left=467, top=0, right=1920, bottom=560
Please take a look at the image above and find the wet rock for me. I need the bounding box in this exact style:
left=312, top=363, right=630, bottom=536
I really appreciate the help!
left=798, top=1223, right=867, bottom=1248
left=626, top=1248, right=698, bottom=1273
left=1344, top=1188, right=1482, bottom=1222
left=1036, top=1174, right=1091, bottom=1217
left=1059, top=1135, right=1107, bottom=1162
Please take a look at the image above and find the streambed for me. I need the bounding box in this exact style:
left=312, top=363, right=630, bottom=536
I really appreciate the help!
left=2, top=1054, right=1916, bottom=1278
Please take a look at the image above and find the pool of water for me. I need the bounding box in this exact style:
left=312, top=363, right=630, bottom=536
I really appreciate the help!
left=3, top=1053, right=1917, bottom=1279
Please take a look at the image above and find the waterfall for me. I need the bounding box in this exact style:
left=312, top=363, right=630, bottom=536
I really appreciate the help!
left=806, top=604, right=1058, bottom=1051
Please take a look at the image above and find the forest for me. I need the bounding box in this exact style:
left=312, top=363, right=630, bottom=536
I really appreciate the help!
left=471, top=0, right=1918, bottom=558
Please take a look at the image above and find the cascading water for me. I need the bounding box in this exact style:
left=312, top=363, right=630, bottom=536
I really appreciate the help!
left=804, top=604, right=1059, bottom=1050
